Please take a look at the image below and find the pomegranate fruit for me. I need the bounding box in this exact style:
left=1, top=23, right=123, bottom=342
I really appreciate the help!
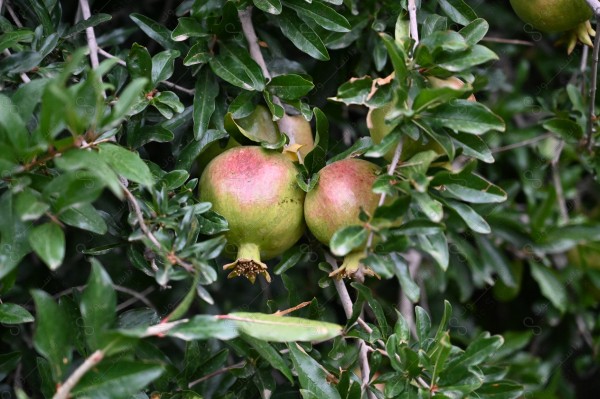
left=509, top=0, right=594, bottom=53
left=199, top=146, right=305, bottom=283
left=279, top=114, right=315, bottom=163
left=304, top=158, right=381, bottom=278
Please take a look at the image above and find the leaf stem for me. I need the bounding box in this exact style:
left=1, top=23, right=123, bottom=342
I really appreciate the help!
left=52, top=350, right=104, bottom=399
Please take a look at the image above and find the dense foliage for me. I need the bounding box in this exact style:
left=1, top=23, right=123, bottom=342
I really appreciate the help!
left=0, top=0, right=599, bottom=398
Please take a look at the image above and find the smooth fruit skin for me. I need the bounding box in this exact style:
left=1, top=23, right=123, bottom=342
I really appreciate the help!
left=509, top=0, right=591, bottom=33
left=280, top=114, right=315, bottom=162
left=305, top=158, right=380, bottom=246
left=199, top=146, right=305, bottom=282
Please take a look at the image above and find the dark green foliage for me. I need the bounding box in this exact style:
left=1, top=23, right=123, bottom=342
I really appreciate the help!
left=0, top=0, right=599, bottom=398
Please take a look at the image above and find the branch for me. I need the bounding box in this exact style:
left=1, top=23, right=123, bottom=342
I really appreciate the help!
left=586, top=14, right=600, bottom=151
left=188, top=361, right=246, bottom=388
left=585, top=0, right=600, bottom=14
left=120, top=181, right=195, bottom=273
left=491, top=133, right=554, bottom=153
left=79, top=0, right=99, bottom=69
left=324, top=253, right=376, bottom=399
left=551, top=140, right=569, bottom=224
left=407, top=0, right=419, bottom=45
left=238, top=7, right=271, bottom=80
left=52, top=350, right=104, bottom=399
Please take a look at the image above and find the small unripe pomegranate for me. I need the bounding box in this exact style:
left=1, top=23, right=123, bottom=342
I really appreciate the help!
left=199, top=146, right=305, bottom=283
left=279, top=114, right=315, bottom=163
left=304, top=158, right=381, bottom=278
left=509, top=0, right=594, bottom=53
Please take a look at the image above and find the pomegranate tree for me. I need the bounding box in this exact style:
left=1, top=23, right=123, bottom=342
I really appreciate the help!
left=304, top=158, right=381, bottom=278
left=199, top=146, right=305, bottom=283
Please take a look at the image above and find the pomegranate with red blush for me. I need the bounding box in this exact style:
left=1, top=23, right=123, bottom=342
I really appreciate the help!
left=199, top=146, right=305, bottom=283
left=304, top=158, right=381, bottom=279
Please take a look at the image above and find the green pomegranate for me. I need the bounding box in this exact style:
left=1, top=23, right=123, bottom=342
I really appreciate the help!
left=199, top=146, right=305, bottom=283
left=304, top=158, right=381, bottom=279
left=509, top=0, right=594, bottom=53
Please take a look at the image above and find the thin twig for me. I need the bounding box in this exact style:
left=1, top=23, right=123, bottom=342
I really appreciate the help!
left=79, top=0, right=100, bottom=69
left=115, top=285, right=156, bottom=311
left=159, top=80, right=196, bottom=96
left=481, top=37, right=534, bottom=46
left=324, top=253, right=375, bottom=399
left=366, top=140, right=403, bottom=249
left=551, top=140, right=569, bottom=224
left=586, top=15, right=600, bottom=151
left=359, top=341, right=373, bottom=397
left=238, top=7, right=271, bottom=80
left=6, top=3, right=23, bottom=27
left=188, top=361, right=246, bottom=388
left=491, top=133, right=554, bottom=153
left=272, top=301, right=312, bottom=316
left=52, top=350, right=104, bottom=399
left=98, top=48, right=126, bottom=65
left=120, top=181, right=195, bottom=273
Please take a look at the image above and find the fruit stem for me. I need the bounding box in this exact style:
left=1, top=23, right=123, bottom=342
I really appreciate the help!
left=224, top=243, right=271, bottom=284
left=329, top=251, right=378, bottom=280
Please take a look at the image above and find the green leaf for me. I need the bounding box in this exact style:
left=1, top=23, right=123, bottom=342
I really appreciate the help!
left=209, top=42, right=265, bottom=91
left=476, top=236, right=516, bottom=288
left=288, top=343, right=342, bottom=399
left=128, top=124, right=175, bottom=148
left=448, top=333, right=504, bottom=368
left=28, top=223, right=65, bottom=270
left=428, top=100, right=505, bottom=135
left=130, top=13, right=185, bottom=52
left=432, top=169, right=507, bottom=204
left=392, top=253, right=420, bottom=302
left=98, top=143, right=154, bottom=187
left=330, top=225, right=367, bottom=257
left=58, top=204, right=108, bottom=235
left=184, top=41, right=211, bottom=66
left=64, top=14, right=112, bottom=37
left=476, top=381, right=523, bottom=399
left=418, top=232, right=449, bottom=270
left=226, top=312, right=342, bottom=342
left=444, top=199, right=491, bottom=234
left=254, top=0, right=282, bottom=14
left=267, top=74, right=314, bottom=100
left=451, top=132, right=494, bottom=163
left=328, top=76, right=373, bottom=105
left=415, top=306, right=431, bottom=345
left=459, top=18, right=489, bottom=45
left=543, top=118, right=583, bottom=141
left=438, top=0, right=477, bottom=25
left=80, top=260, right=117, bottom=350
left=32, top=290, right=72, bottom=380
left=171, top=17, right=208, bottom=41
left=0, top=303, right=34, bottom=324
left=529, top=262, right=567, bottom=313
left=438, top=45, right=499, bottom=72
left=284, top=0, right=351, bottom=32
left=0, top=29, right=34, bottom=52
left=71, top=361, right=164, bottom=399
left=166, top=315, right=239, bottom=340
left=0, top=94, right=28, bottom=156
left=193, top=68, right=219, bottom=140
left=278, top=10, right=329, bottom=61
left=242, top=333, right=294, bottom=382
left=152, top=49, right=180, bottom=85
left=102, top=78, right=148, bottom=128
left=165, top=273, right=200, bottom=321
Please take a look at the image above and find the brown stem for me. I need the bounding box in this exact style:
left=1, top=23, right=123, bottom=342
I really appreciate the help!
left=188, top=362, right=246, bottom=388
left=52, top=350, right=104, bottom=399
